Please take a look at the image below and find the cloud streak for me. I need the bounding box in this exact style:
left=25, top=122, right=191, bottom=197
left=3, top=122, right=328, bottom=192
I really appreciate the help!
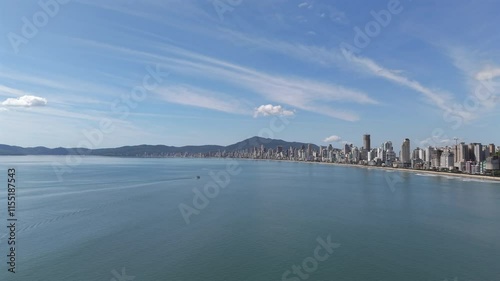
left=324, top=135, right=342, bottom=143
left=346, top=55, right=451, bottom=107
left=155, top=85, right=251, bottom=115
left=476, top=68, right=500, bottom=81
left=74, top=37, right=378, bottom=121
left=0, top=85, right=34, bottom=97
left=217, top=31, right=465, bottom=117
left=446, top=48, right=500, bottom=120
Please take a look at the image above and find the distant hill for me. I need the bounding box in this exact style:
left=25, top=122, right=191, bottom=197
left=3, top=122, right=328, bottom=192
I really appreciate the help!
left=0, top=145, right=72, bottom=155
left=225, top=136, right=319, bottom=151
left=91, top=144, right=225, bottom=157
left=0, top=136, right=318, bottom=157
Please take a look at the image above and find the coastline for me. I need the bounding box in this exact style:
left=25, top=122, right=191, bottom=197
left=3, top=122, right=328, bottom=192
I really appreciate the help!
left=237, top=158, right=500, bottom=183
left=2, top=154, right=499, bottom=183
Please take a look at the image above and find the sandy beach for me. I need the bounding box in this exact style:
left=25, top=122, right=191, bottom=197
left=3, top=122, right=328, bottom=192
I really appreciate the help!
left=238, top=158, right=500, bottom=183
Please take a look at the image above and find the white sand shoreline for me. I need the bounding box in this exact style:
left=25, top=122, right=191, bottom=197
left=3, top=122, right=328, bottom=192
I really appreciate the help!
left=234, top=158, right=500, bottom=183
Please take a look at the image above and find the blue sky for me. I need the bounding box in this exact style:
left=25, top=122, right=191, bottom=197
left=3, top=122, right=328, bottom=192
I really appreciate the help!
left=1, top=0, right=499, bottom=150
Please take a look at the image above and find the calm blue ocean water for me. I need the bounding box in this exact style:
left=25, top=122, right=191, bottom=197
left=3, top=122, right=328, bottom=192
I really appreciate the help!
left=0, top=156, right=499, bottom=281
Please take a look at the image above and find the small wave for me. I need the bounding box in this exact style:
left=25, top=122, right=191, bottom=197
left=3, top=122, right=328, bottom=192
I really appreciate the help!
left=460, top=178, right=500, bottom=184
left=415, top=173, right=437, bottom=177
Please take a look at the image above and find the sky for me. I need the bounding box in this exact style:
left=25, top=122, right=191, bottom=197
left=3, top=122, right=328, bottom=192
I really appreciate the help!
left=1, top=0, right=500, bottom=150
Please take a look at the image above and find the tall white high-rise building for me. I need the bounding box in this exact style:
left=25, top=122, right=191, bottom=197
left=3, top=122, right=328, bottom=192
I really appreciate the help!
left=425, top=146, right=436, bottom=167
left=419, top=149, right=425, bottom=161
left=385, top=148, right=396, bottom=165
left=352, top=147, right=359, bottom=163
left=368, top=149, right=377, bottom=162
left=473, top=143, right=483, bottom=162
left=377, top=147, right=385, bottom=161
left=440, top=149, right=455, bottom=169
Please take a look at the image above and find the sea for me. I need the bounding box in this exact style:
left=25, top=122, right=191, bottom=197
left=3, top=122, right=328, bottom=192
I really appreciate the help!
left=0, top=156, right=499, bottom=281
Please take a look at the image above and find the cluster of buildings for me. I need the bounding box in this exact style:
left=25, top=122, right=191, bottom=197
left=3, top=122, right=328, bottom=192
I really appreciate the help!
left=211, top=134, right=500, bottom=176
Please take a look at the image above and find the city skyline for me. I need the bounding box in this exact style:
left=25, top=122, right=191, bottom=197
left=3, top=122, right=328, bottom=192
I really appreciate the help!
left=1, top=1, right=500, bottom=148
left=1, top=132, right=497, bottom=159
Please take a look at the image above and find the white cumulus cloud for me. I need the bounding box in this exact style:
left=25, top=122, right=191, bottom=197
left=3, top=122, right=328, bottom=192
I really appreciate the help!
left=324, top=135, right=342, bottom=143
left=254, top=104, right=295, bottom=118
left=1, top=95, right=48, bottom=107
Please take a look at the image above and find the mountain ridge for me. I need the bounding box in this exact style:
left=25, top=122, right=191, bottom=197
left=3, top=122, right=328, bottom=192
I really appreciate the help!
left=0, top=137, right=320, bottom=156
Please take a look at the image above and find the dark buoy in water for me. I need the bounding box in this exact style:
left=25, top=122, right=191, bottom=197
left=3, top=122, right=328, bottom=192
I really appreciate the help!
left=196, top=176, right=201, bottom=180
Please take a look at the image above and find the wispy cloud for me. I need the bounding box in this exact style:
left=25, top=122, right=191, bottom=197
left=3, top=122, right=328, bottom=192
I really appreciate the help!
left=447, top=48, right=500, bottom=118
left=0, top=69, right=126, bottom=99
left=75, top=0, right=217, bottom=35
left=324, top=135, right=342, bottom=143
left=217, top=31, right=471, bottom=119
left=325, top=6, right=348, bottom=24
left=345, top=55, right=451, bottom=107
left=0, top=85, right=33, bottom=97
left=298, top=2, right=311, bottom=9
left=0, top=71, right=67, bottom=90
left=73, top=37, right=378, bottom=121
left=218, top=29, right=344, bottom=67
left=155, top=85, right=251, bottom=115
left=475, top=68, right=500, bottom=81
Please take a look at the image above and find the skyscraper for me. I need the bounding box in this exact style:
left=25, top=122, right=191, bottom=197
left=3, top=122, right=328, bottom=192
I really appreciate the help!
left=344, top=143, right=351, bottom=155
left=468, top=143, right=475, bottom=161
left=383, top=141, right=393, bottom=151
left=453, top=142, right=468, bottom=169
left=473, top=143, right=483, bottom=162
left=363, top=134, right=371, bottom=151
left=401, top=138, right=411, bottom=166
left=454, top=142, right=467, bottom=163
left=307, top=144, right=313, bottom=160
left=489, top=144, right=496, bottom=154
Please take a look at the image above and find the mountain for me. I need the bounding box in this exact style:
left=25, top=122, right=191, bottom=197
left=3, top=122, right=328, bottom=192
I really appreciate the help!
left=225, top=136, right=319, bottom=151
left=90, top=144, right=225, bottom=156
left=0, top=145, right=72, bottom=155
left=0, top=137, right=318, bottom=156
